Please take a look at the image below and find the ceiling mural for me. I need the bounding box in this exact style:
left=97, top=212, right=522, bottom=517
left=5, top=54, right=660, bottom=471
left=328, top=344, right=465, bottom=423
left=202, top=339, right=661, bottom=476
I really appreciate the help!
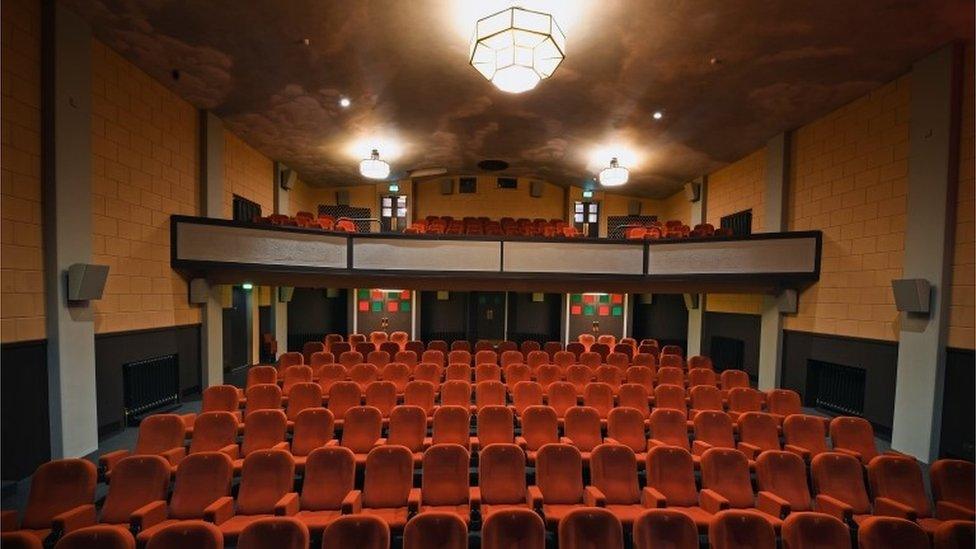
left=64, top=0, right=973, bottom=197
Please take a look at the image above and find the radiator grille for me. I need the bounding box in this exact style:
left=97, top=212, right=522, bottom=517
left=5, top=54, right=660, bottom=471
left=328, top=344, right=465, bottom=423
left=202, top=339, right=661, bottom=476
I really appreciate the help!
left=807, top=360, right=866, bottom=416
left=123, top=354, right=179, bottom=424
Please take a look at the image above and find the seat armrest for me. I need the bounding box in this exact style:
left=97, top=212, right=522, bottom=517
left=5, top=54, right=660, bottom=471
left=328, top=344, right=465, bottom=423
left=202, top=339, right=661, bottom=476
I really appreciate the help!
left=408, top=488, right=421, bottom=513
left=699, top=489, right=730, bottom=514
left=514, top=436, right=527, bottom=450
left=737, top=442, right=762, bottom=460
left=271, top=441, right=290, bottom=451
left=757, top=491, right=791, bottom=519
left=160, top=446, right=187, bottom=467
left=325, top=439, right=339, bottom=447
left=583, top=486, right=606, bottom=507
left=815, top=494, right=854, bottom=523
left=873, top=496, right=918, bottom=521
left=647, top=438, right=668, bottom=449
left=203, top=496, right=235, bottom=525
left=51, top=504, right=96, bottom=534
left=833, top=447, right=863, bottom=462
left=691, top=440, right=712, bottom=456
left=1, top=510, right=19, bottom=531
left=341, top=490, right=362, bottom=515
left=98, top=449, right=131, bottom=474
left=274, top=493, right=300, bottom=516
left=526, top=486, right=544, bottom=511
left=130, top=500, right=168, bottom=533
left=219, top=444, right=240, bottom=460
left=936, top=500, right=976, bottom=521
left=641, top=486, right=667, bottom=508
left=372, top=438, right=386, bottom=448
left=603, top=437, right=621, bottom=445
left=560, top=436, right=574, bottom=445
left=783, top=444, right=811, bottom=461
left=469, top=487, right=481, bottom=510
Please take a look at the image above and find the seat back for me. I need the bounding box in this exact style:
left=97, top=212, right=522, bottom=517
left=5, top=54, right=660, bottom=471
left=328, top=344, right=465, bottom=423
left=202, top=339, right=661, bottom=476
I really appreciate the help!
left=246, top=366, right=278, bottom=388
left=201, top=385, right=240, bottom=413
left=579, top=351, right=601, bottom=369
left=316, top=364, right=346, bottom=393
left=476, top=380, right=506, bottom=409
left=648, top=408, right=690, bottom=450
left=521, top=405, right=559, bottom=450
left=349, top=363, right=379, bottom=390
left=701, top=448, right=754, bottom=509
left=479, top=444, right=527, bottom=505
left=54, top=526, right=136, bottom=549
left=477, top=405, right=514, bottom=446
left=617, top=384, right=650, bottom=417
left=632, top=353, right=656, bottom=369
left=590, top=343, right=611, bottom=361
left=379, top=342, right=400, bottom=358
left=583, top=382, right=614, bottom=418
left=535, top=444, right=583, bottom=504
left=577, top=334, right=595, bottom=350
left=145, top=521, right=223, bottom=549
left=241, top=409, right=287, bottom=456
left=811, top=452, right=871, bottom=514
left=737, top=412, right=780, bottom=453
left=321, top=515, right=389, bottom=549
left=340, top=406, right=383, bottom=453
left=694, top=411, right=735, bottom=449
left=312, top=352, right=336, bottom=369
left=500, top=350, right=524, bottom=367
left=450, top=340, right=471, bottom=352
left=475, top=341, right=495, bottom=353
left=448, top=350, right=471, bottom=366
left=527, top=350, right=550, bottom=369
left=687, top=368, right=717, bottom=388
left=355, top=342, right=375, bottom=356
left=339, top=351, right=364, bottom=369
left=781, top=512, right=851, bottom=549
left=381, top=362, right=411, bottom=392
left=238, top=450, right=296, bottom=515
left=441, top=380, right=472, bottom=407
left=245, top=384, right=283, bottom=418
left=558, top=508, right=623, bottom=549
left=512, top=381, right=543, bottom=415
left=404, top=380, right=436, bottom=414
left=362, top=446, right=414, bottom=508
left=606, top=352, right=629, bottom=369
left=564, top=406, right=603, bottom=451
left=727, top=387, right=763, bottom=414
left=366, top=351, right=390, bottom=368
left=520, top=340, right=541, bottom=355
left=364, top=381, right=397, bottom=418
left=653, top=384, right=687, bottom=414
left=661, top=345, right=683, bottom=357
left=369, top=331, right=388, bottom=346
left=645, top=446, right=698, bottom=507
left=475, top=350, right=498, bottom=366
left=590, top=444, right=639, bottom=504
left=659, top=354, right=684, bottom=369
left=286, top=382, right=322, bottom=420
left=278, top=352, right=304, bottom=372
left=475, top=363, right=502, bottom=384
left=135, top=414, right=188, bottom=454
left=190, top=411, right=239, bottom=454
left=99, top=456, right=170, bottom=525
left=708, top=510, right=776, bottom=549
left=783, top=414, right=830, bottom=456
left=432, top=405, right=471, bottom=447
left=169, top=452, right=233, bottom=519
left=858, top=517, right=929, bottom=549
left=689, top=385, right=723, bottom=411
left=329, top=342, right=351, bottom=356
left=413, top=362, right=443, bottom=389
left=403, top=512, right=467, bottom=549
left=387, top=405, right=427, bottom=452
left=421, top=444, right=470, bottom=506
left=830, top=416, right=881, bottom=464
left=291, top=408, right=335, bottom=456
left=626, top=366, right=654, bottom=391
left=595, top=365, right=622, bottom=388
left=535, top=364, right=562, bottom=388
left=657, top=366, right=684, bottom=387
left=405, top=341, right=426, bottom=356
left=687, top=355, right=713, bottom=370
left=632, top=509, right=698, bottom=549
left=766, top=389, right=801, bottom=417
left=426, top=341, right=447, bottom=355
left=395, top=350, right=418, bottom=368
left=756, top=450, right=811, bottom=511
left=482, top=508, right=545, bottom=549
left=553, top=351, right=576, bottom=369
left=327, top=381, right=362, bottom=421
left=930, top=459, right=976, bottom=510
left=302, top=342, right=326, bottom=365
left=503, top=363, right=532, bottom=388
left=720, top=369, right=750, bottom=391
left=237, top=517, right=308, bottom=549
left=934, top=520, right=975, bottom=549
left=603, top=404, right=644, bottom=453
left=868, top=455, right=932, bottom=518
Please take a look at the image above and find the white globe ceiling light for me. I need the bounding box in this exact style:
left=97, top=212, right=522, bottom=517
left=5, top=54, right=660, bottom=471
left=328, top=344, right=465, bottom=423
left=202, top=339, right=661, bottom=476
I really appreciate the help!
left=598, top=157, right=629, bottom=187
left=359, top=149, right=391, bottom=179
left=469, top=7, right=566, bottom=94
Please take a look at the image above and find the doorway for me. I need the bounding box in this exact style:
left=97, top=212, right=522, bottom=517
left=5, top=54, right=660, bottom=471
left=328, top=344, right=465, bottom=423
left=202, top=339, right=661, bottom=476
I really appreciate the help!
left=223, top=285, right=251, bottom=371
left=469, top=292, right=506, bottom=342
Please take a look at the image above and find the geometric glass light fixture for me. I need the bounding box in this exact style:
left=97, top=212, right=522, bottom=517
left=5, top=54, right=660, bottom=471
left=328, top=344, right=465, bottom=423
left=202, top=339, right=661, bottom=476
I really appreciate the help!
left=598, top=157, right=629, bottom=187
left=359, top=149, right=391, bottom=179
left=469, top=7, right=566, bottom=94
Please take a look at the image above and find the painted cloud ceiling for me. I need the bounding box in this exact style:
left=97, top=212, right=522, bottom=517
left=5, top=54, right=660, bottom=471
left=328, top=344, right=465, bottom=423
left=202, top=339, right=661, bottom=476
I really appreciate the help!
left=65, top=0, right=973, bottom=197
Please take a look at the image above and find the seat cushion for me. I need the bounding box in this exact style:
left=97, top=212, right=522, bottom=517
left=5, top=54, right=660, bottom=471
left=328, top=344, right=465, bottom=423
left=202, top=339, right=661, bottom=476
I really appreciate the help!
left=218, top=513, right=273, bottom=542
left=420, top=505, right=470, bottom=523
left=480, top=503, right=531, bottom=518
left=137, top=519, right=181, bottom=543
left=604, top=504, right=649, bottom=527
left=295, top=509, right=342, bottom=533
left=918, top=517, right=943, bottom=534
left=670, top=506, right=715, bottom=534
left=361, top=507, right=410, bottom=532
left=543, top=504, right=582, bottom=528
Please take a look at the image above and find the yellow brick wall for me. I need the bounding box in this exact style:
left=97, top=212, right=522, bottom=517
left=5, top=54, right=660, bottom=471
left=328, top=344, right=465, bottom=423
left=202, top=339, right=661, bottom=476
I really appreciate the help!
left=1, top=0, right=44, bottom=343
left=288, top=178, right=319, bottom=217
left=415, top=176, right=565, bottom=221
left=90, top=39, right=201, bottom=334
left=784, top=75, right=911, bottom=341
left=223, top=131, right=274, bottom=218
left=948, top=42, right=975, bottom=350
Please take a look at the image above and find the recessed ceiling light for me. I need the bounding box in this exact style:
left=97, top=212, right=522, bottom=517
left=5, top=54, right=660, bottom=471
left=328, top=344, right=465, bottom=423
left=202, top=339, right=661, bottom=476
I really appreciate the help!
left=339, top=97, right=351, bottom=108
left=652, top=111, right=663, bottom=120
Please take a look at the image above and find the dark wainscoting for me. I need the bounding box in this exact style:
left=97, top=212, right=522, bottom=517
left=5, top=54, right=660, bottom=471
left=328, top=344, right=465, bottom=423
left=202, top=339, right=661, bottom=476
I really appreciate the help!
left=702, top=312, right=761, bottom=379
left=508, top=293, right=561, bottom=344
left=420, top=291, right=468, bottom=343
left=940, top=347, right=975, bottom=461
left=287, top=288, right=348, bottom=351
left=632, top=294, right=689, bottom=350
left=95, top=324, right=202, bottom=437
left=781, top=330, right=898, bottom=436
left=1, top=339, right=50, bottom=481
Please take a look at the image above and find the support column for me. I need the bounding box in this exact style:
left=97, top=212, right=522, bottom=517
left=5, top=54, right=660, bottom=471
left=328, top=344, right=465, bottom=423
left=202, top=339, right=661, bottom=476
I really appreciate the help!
left=43, top=2, right=98, bottom=458
left=891, top=44, right=962, bottom=462
left=758, top=132, right=790, bottom=390
left=271, top=163, right=289, bottom=358
left=686, top=176, right=707, bottom=356
left=200, top=111, right=224, bottom=386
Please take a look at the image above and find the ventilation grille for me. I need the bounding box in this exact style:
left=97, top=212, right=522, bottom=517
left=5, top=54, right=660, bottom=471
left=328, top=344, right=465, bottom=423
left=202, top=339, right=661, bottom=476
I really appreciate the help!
left=123, top=354, right=179, bottom=424
left=720, top=209, right=753, bottom=236
left=607, top=215, right=659, bottom=239
left=807, top=360, right=866, bottom=416
left=318, top=205, right=371, bottom=232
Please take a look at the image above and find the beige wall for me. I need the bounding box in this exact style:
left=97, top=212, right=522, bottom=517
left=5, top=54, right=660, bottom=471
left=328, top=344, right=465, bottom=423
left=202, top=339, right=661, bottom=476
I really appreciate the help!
left=90, top=39, right=202, bottom=334
left=223, top=131, right=274, bottom=218
left=414, top=176, right=565, bottom=221
left=1, top=0, right=44, bottom=343
left=948, top=43, right=975, bottom=350
left=658, top=189, right=692, bottom=226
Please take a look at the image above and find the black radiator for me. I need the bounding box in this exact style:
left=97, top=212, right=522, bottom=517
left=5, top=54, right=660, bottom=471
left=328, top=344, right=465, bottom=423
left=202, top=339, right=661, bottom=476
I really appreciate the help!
left=123, top=354, right=180, bottom=425
left=806, top=360, right=866, bottom=416
left=289, top=332, right=323, bottom=353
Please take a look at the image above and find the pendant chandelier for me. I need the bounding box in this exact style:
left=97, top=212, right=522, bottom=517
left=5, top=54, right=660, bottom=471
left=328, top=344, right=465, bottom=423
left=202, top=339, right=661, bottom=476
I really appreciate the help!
left=469, top=7, right=566, bottom=94
left=598, top=157, right=629, bottom=187
left=359, top=149, right=390, bottom=180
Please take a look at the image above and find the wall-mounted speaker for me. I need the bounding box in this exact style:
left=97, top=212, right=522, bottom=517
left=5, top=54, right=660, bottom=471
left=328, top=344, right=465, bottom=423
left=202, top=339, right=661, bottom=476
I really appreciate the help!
left=189, top=278, right=209, bottom=304
left=326, top=288, right=340, bottom=298
left=279, top=168, right=297, bottom=190
left=67, top=263, right=109, bottom=301
left=684, top=182, right=701, bottom=202
left=628, top=199, right=642, bottom=215
left=531, top=292, right=545, bottom=302
left=682, top=293, right=699, bottom=310
left=437, top=291, right=450, bottom=300
left=637, top=293, right=654, bottom=305
left=440, top=178, right=454, bottom=195
left=892, top=279, right=931, bottom=313
left=336, top=190, right=350, bottom=206
left=278, top=286, right=295, bottom=303
left=776, top=289, right=798, bottom=314
left=530, top=180, right=544, bottom=198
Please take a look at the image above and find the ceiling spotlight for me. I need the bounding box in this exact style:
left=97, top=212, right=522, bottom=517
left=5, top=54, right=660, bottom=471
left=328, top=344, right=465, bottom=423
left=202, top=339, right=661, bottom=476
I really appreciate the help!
left=359, top=149, right=391, bottom=180
left=469, top=7, right=566, bottom=94
left=652, top=111, right=663, bottom=120
left=598, top=157, right=629, bottom=187
left=339, top=97, right=351, bottom=108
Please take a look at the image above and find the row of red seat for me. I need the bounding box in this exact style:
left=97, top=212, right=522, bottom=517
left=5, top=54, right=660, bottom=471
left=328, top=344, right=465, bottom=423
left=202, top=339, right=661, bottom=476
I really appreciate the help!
left=5, top=443, right=972, bottom=548
left=318, top=332, right=666, bottom=355
left=257, top=212, right=359, bottom=232
left=404, top=216, right=583, bottom=238
left=623, top=221, right=736, bottom=240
